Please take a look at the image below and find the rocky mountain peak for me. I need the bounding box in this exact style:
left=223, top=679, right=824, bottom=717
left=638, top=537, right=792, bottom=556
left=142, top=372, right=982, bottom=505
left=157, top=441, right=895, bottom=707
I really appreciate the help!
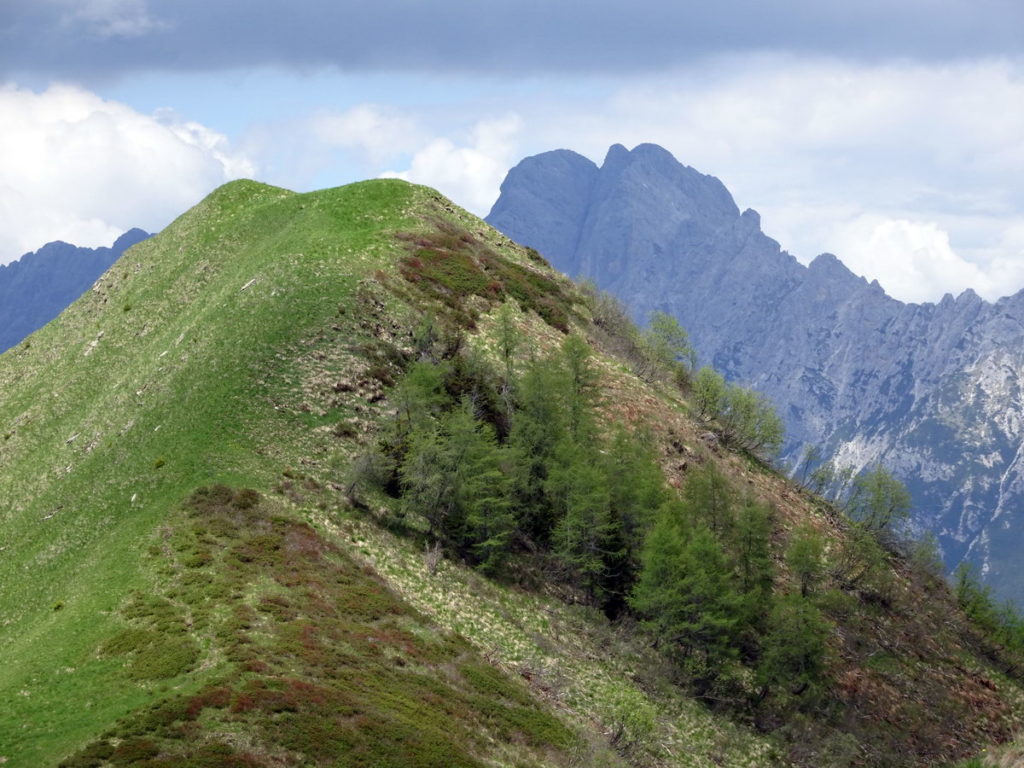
left=0, top=229, right=149, bottom=353
left=487, top=142, right=1024, bottom=605
left=112, top=227, right=151, bottom=252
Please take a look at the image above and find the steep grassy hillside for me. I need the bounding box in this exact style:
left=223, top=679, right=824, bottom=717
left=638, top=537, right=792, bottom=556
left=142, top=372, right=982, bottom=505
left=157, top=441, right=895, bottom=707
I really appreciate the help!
left=0, top=179, right=569, bottom=766
left=0, top=178, right=1021, bottom=767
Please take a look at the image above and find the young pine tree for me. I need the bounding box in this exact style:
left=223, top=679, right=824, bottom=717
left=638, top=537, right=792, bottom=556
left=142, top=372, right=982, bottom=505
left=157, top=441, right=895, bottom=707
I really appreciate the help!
left=399, top=423, right=456, bottom=534
left=507, top=357, right=569, bottom=543
left=393, top=361, right=449, bottom=441
left=756, top=594, right=831, bottom=707
left=681, top=461, right=736, bottom=537
left=731, top=499, right=776, bottom=639
left=400, top=397, right=513, bottom=565
left=786, top=525, right=826, bottom=598
left=631, top=501, right=742, bottom=690
left=603, top=426, right=667, bottom=575
left=559, top=334, right=601, bottom=442
left=495, top=302, right=520, bottom=392
left=548, top=439, right=622, bottom=606
left=445, top=402, right=514, bottom=573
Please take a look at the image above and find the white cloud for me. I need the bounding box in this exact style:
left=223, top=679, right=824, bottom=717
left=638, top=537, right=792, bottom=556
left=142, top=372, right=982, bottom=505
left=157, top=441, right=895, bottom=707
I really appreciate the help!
left=0, top=83, right=254, bottom=263
left=105, top=55, right=1022, bottom=304
left=829, top=216, right=987, bottom=303
left=157, top=110, right=256, bottom=179
left=308, top=105, right=422, bottom=164
left=381, top=114, right=522, bottom=214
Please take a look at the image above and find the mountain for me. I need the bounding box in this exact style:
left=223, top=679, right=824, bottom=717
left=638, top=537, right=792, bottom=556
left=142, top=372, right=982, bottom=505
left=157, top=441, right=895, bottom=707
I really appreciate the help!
left=1, top=177, right=1021, bottom=767
left=0, top=229, right=150, bottom=353
left=487, top=143, right=1024, bottom=605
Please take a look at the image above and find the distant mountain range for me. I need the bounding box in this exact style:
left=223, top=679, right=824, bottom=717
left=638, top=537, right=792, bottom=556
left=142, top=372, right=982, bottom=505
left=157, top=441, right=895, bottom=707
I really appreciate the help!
left=0, top=229, right=150, bottom=353
left=487, top=143, right=1024, bottom=603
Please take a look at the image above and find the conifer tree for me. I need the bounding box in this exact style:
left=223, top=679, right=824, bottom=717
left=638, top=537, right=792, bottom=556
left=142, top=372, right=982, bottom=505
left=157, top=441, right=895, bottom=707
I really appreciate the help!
left=393, top=361, right=448, bottom=440
left=508, top=357, right=568, bottom=542
left=733, top=499, right=774, bottom=596
left=446, top=401, right=513, bottom=572
left=495, top=302, right=520, bottom=391
left=604, top=426, right=667, bottom=571
left=548, top=440, right=621, bottom=604
left=786, top=525, right=826, bottom=598
left=399, top=423, right=455, bottom=534
left=682, top=462, right=735, bottom=536
left=756, top=594, right=830, bottom=706
left=732, top=499, right=776, bottom=636
left=631, top=501, right=741, bottom=688
left=412, top=311, right=440, bottom=361
left=560, top=334, right=600, bottom=441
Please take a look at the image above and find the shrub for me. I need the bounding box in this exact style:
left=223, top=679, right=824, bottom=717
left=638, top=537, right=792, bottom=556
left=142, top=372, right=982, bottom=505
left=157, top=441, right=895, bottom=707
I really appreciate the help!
left=717, top=384, right=784, bottom=457
left=692, top=367, right=726, bottom=420
left=786, top=526, right=826, bottom=598
left=600, top=684, right=657, bottom=756
left=846, top=464, right=911, bottom=540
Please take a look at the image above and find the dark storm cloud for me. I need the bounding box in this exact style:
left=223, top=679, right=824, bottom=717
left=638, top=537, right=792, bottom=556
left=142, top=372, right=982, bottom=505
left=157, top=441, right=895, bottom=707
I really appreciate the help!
left=3, top=0, right=1023, bottom=80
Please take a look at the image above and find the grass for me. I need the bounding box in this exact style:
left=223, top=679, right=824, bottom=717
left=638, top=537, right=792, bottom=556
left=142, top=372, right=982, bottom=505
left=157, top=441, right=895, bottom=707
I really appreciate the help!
left=60, top=487, right=575, bottom=768
left=2, top=173, right=1024, bottom=767
left=0, top=178, right=484, bottom=765
left=321, top=511, right=779, bottom=768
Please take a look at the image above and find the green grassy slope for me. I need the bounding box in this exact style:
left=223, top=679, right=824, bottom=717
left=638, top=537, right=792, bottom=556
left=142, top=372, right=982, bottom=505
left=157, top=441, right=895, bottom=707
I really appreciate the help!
left=0, top=178, right=571, bottom=766
left=58, top=486, right=576, bottom=768
left=1, top=177, right=1022, bottom=768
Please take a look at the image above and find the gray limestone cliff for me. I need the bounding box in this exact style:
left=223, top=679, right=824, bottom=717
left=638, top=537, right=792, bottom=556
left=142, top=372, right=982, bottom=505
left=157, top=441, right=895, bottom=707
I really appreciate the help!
left=487, top=143, right=1024, bottom=603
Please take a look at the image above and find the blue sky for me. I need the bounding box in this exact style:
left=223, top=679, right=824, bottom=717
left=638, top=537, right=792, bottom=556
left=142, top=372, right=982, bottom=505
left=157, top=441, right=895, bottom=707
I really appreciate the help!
left=2, top=0, right=1024, bottom=303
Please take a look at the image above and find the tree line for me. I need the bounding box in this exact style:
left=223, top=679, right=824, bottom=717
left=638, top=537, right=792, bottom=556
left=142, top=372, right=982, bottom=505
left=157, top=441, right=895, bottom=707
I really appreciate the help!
left=348, top=312, right=829, bottom=710
left=340, top=293, right=1024, bottom=758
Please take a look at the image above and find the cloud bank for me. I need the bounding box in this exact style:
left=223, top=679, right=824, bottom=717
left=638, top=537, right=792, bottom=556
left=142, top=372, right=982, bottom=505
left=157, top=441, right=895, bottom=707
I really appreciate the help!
left=0, top=84, right=253, bottom=263
left=4, top=0, right=1024, bottom=81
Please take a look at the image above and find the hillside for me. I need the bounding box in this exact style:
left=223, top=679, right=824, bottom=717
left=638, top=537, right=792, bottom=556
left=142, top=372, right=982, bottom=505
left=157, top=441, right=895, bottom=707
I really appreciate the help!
left=0, top=177, right=1021, bottom=767
left=0, top=228, right=150, bottom=353
left=486, top=143, right=1024, bottom=606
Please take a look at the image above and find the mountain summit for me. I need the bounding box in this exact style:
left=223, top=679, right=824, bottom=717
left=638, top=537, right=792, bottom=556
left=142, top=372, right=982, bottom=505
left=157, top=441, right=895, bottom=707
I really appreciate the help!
left=487, top=143, right=1024, bottom=604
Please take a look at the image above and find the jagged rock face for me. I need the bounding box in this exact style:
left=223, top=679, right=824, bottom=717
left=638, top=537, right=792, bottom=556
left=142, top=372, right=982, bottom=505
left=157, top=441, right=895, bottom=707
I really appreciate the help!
left=0, top=228, right=149, bottom=353
left=487, top=143, right=1024, bottom=603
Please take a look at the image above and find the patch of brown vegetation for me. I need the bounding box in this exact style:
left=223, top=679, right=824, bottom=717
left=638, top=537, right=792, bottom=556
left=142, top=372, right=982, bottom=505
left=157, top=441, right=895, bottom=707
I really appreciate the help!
left=60, top=486, right=576, bottom=768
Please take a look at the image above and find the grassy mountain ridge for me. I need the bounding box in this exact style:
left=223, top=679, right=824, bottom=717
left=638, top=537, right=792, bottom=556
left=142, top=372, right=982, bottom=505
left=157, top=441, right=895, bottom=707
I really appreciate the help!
left=0, top=177, right=1021, bottom=766
left=0, top=178, right=429, bottom=764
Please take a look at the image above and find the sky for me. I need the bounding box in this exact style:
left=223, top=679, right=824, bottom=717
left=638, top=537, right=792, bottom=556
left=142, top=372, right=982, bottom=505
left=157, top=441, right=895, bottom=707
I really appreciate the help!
left=2, top=1, right=1024, bottom=304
